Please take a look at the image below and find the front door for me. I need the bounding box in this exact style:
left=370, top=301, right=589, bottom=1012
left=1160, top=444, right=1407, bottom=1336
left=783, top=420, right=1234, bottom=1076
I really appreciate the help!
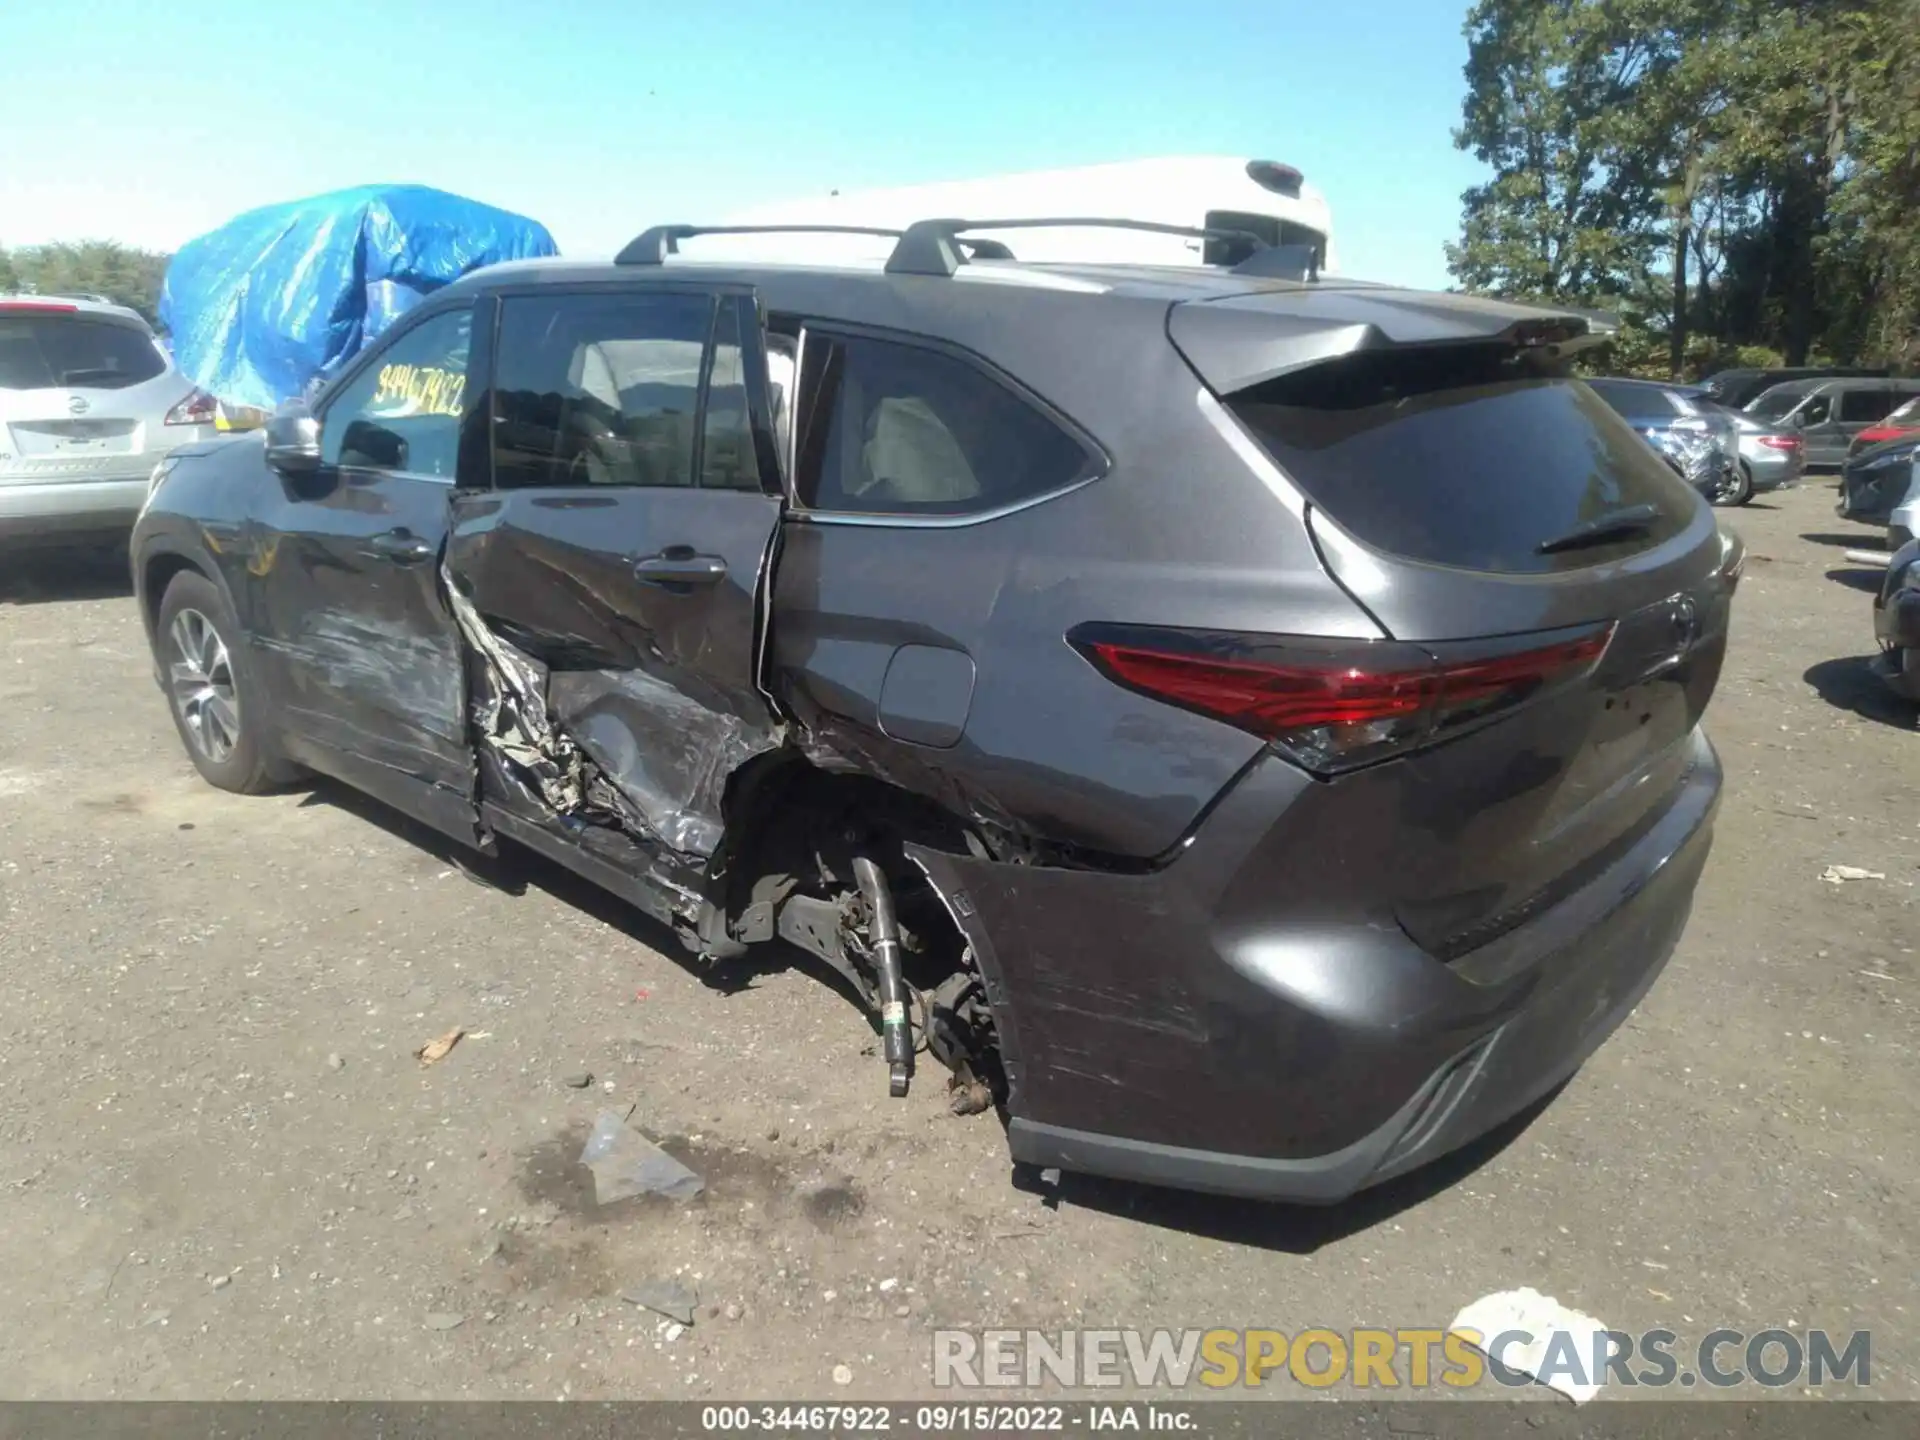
left=444, top=284, right=785, bottom=863
left=247, top=302, right=480, bottom=842
left=1796, top=389, right=1843, bottom=466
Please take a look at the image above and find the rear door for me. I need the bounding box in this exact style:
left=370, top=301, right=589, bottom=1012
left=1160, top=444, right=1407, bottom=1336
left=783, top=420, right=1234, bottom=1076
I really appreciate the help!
left=247, top=301, right=481, bottom=842
left=1797, top=386, right=1844, bottom=464
left=444, top=283, right=784, bottom=861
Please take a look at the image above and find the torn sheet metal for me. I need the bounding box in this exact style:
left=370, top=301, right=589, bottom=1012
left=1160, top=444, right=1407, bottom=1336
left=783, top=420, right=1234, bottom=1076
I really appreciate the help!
left=441, top=563, right=781, bottom=862
left=548, top=668, right=779, bottom=857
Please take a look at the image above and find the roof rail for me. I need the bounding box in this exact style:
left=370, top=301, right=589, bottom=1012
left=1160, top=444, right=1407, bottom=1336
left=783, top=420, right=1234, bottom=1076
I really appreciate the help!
left=616, top=224, right=900, bottom=265
left=881, top=217, right=1312, bottom=281
left=614, top=223, right=1018, bottom=267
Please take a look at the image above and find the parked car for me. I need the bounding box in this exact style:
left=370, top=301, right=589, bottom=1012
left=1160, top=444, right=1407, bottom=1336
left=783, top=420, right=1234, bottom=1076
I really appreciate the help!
left=1743, top=376, right=1920, bottom=469
left=1871, top=523, right=1920, bottom=702
left=1586, top=377, right=1745, bottom=503
left=132, top=220, right=1738, bottom=1203
left=1721, top=406, right=1807, bottom=498
left=0, top=296, right=221, bottom=551
left=1844, top=393, right=1920, bottom=463
left=1838, top=434, right=1920, bottom=543
left=1698, top=365, right=1889, bottom=409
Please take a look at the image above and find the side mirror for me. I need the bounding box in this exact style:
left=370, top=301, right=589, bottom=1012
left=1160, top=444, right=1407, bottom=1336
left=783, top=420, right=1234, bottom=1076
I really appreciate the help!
left=265, top=403, right=322, bottom=474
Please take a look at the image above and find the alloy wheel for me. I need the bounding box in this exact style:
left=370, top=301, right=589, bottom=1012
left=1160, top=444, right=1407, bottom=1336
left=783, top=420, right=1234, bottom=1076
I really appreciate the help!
left=168, top=608, right=240, bottom=764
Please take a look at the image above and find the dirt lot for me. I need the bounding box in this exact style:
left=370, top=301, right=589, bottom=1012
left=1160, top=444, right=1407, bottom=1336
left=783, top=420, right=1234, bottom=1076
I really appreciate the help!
left=0, top=480, right=1915, bottom=1403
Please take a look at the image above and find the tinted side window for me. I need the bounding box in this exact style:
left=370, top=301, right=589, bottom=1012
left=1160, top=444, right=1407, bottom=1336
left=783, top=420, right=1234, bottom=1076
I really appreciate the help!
left=1229, top=346, right=1696, bottom=575
left=492, top=291, right=712, bottom=490
left=320, top=308, right=472, bottom=478
left=1839, top=388, right=1893, bottom=423
left=699, top=296, right=760, bottom=491
left=796, top=333, right=1092, bottom=517
left=1801, top=392, right=1833, bottom=425
left=1586, top=380, right=1679, bottom=421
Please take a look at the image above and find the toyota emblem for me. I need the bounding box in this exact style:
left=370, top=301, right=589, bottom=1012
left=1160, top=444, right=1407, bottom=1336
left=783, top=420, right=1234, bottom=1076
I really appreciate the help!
left=67, top=396, right=89, bottom=416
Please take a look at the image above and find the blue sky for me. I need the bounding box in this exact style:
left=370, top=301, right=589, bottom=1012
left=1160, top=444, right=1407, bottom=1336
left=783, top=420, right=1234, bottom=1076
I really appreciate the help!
left=1, top=0, right=1483, bottom=289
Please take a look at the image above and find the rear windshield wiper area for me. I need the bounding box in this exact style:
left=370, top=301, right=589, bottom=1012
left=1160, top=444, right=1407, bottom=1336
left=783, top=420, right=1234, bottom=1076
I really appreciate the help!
left=1535, top=503, right=1664, bottom=555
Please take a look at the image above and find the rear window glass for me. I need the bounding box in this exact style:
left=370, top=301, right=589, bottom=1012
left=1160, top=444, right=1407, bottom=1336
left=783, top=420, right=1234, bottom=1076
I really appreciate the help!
left=1227, top=348, right=1697, bottom=574
left=0, top=314, right=165, bottom=391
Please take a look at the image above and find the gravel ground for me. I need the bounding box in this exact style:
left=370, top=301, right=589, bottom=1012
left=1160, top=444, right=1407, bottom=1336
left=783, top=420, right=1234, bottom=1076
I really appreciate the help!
left=0, top=481, right=1915, bottom=1403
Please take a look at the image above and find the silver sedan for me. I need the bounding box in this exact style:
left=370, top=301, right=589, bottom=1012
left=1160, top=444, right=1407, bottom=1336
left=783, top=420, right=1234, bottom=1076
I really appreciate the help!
left=1724, top=408, right=1806, bottom=500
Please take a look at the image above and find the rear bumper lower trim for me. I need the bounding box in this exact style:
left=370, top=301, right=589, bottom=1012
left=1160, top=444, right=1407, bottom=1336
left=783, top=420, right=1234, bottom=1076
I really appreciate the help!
left=0, top=477, right=149, bottom=542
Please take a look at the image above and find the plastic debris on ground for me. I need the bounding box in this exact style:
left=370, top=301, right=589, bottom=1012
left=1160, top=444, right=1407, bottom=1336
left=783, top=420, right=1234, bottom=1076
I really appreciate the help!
left=160, top=185, right=557, bottom=410
left=620, top=1278, right=699, bottom=1324
left=1450, top=1287, right=1609, bottom=1404
left=579, top=1109, right=705, bottom=1205
left=1820, top=865, right=1886, bottom=884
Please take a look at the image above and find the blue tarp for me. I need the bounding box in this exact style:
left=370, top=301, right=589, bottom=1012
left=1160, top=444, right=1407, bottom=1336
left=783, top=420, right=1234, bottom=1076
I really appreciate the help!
left=160, top=184, right=557, bottom=409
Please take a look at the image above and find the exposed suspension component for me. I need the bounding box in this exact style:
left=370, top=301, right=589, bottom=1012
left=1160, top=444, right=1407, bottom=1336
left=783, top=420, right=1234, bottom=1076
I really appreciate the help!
left=852, top=857, right=915, bottom=1097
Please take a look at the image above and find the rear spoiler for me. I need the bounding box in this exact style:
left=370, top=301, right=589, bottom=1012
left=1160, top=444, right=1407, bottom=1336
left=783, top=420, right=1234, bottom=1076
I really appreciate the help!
left=1168, top=290, right=1621, bottom=396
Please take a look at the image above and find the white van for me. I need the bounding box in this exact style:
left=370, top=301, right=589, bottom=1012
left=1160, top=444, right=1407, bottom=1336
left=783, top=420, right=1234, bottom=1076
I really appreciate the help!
left=688, top=156, right=1334, bottom=272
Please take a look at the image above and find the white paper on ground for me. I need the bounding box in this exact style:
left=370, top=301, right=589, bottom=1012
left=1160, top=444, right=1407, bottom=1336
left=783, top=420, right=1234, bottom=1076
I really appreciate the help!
left=1450, top=1286, right=1610, bottom=1404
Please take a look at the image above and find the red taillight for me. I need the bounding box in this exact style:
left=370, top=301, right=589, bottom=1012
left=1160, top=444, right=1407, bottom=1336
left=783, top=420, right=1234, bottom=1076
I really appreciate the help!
left=165, top=388, right=218, bottom=426
left=1758, top=434, right=1802, bottom=451
left=1854, top=425, right=1910, bottom=446
left=0, top=301, right=79, bottom=313
left=1072, top=624, right=1614, bottom=774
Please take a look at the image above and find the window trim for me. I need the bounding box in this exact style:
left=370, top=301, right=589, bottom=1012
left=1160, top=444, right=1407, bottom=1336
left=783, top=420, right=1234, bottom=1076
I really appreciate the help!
left=311, top=298, right=481, bottom=486
left=777, top=318, right=1109, bottom=529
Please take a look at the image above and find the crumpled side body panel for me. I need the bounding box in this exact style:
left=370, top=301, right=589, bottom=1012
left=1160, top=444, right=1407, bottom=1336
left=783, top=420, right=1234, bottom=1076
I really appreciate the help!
left=442, top=564, right=782, bottom=862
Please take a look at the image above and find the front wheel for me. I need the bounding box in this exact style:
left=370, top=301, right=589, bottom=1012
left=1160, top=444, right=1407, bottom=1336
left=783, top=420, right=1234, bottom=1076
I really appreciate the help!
left=156, top=570, right=295, bottom=794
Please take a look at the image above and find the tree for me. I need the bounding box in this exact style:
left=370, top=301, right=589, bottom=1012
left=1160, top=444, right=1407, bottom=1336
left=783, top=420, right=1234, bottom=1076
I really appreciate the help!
left=0, top=241, right=172, bottom=327
left=1447, top=0, right=1693, bottom=302
left=1448, top=0, right=1920, bottom=373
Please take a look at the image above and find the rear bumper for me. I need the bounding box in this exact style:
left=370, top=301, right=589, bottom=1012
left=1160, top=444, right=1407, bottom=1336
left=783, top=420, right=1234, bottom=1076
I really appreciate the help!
left=912, top=729, right=1721, bottom=1204
left=1740, top=451, right=1802, bottom=491
left=0, top=475, right=150, bottom=545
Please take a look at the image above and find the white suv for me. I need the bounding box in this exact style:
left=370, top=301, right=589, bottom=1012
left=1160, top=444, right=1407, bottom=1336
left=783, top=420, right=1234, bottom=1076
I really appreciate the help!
left=1, top=296, right=220, bottom=550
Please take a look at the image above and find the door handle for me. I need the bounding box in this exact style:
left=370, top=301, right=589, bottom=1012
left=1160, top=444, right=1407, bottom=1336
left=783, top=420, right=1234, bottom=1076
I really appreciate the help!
left=362, top=529, right=435, bottom=565
left=633, top=549, right=727, bottom=587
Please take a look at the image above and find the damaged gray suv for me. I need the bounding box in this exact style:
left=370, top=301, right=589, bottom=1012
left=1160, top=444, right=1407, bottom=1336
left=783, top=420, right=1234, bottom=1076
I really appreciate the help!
left=133, top=219, right=1740, bottom=1203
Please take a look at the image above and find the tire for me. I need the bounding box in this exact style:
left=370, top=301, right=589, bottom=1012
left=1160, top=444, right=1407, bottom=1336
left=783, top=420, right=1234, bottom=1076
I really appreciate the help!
left=1713, top=463, right=1754, bottom=507
left=156, top=569, right=296, bottom=794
